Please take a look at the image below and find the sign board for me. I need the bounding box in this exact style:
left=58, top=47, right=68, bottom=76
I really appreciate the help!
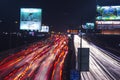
left=70, top=70, right=80, bottom=80
left=41, top=26, right=49, bottom=32
left=82, top=23, right=94, bottom=29
left=96, top=21, right=120, bottom=29
left=67, top=30, right=79, bottom=34
left=78, top=48, right=89, bottom=71
left=20, top=8, right=42, bottom=31
left=96, top=5, right=120, bottom=20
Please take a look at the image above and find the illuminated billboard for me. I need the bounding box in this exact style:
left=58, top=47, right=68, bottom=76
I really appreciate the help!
left=96, top=21, right=120, bottom=29
left=86, top=23, right=94, bottom=29
left=67, top=30, right=78, bottom=34
left=82, top=23, right=94, bottom=29
left=41, top=26, right=49, bottom=32
left=96, top=5, right=120, bottom=20
left=20, top=8, right=42, bottom=31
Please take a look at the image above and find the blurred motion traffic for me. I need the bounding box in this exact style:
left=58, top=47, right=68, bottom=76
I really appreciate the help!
left=0, top=34, right=68, bottom=80
left=74, top=35, right=120, bottom=80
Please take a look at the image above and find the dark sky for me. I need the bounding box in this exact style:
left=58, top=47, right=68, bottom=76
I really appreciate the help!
left=0, top=0, right=120, bottom=32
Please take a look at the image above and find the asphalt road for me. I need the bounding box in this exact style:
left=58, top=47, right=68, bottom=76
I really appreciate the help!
left=0, top=34, right=68, bottom=80
left=74, top=35, right=120, bottom=80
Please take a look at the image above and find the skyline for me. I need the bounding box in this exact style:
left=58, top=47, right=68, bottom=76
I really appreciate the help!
left=0, top=0, right=120, bottom=32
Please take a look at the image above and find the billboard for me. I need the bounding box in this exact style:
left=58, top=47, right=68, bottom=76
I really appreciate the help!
left=67, top=30, right=79, bottom=34
left=82, top=23, right=94, bottom=29
left=96, top=5, right=120, bottom=20
left=20, top=8, right=42, bottom=31
left=96, top=21, right=120, bottom=29
left=41, top=26, right=49, bottom=32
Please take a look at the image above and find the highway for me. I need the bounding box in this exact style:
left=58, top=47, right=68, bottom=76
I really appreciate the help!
left=74, top=35, right=120, bottom=80
left=0, top=34, right=68, bottom=80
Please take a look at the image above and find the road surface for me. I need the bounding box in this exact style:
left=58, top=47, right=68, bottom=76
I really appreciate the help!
left=74, top=35, right=120, bottom=80
left=0, top=34, right=68, bottom=80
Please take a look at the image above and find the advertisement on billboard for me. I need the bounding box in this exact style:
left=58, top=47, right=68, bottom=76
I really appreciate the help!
left=86, top=23, right=94, bottom=29
left=82, top=23, right=94, bottom=29
left=41, top=26, right=49, bottom=32
left=96, top=21, right=120, bottom=29
left=96, top=5, right=120, bottom=20
left=20, top=8, right=42, bottom=31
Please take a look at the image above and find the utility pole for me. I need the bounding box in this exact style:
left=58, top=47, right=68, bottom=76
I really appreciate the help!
left=79, top=29, right=82, bottom=80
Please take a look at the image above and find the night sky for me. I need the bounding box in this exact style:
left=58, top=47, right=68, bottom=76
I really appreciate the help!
left=0, top=0, right=120, bottom=32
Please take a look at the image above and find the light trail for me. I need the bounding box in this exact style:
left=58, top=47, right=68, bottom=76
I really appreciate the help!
left=74, top=35, right=120, bottom=80
left=0, top=34, right=68, bottom=80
